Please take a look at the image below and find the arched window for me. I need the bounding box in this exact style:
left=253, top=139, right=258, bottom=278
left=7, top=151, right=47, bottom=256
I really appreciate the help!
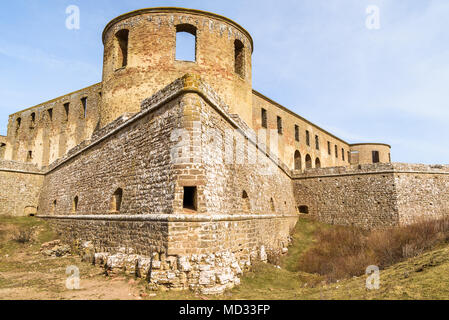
left=305, top=154, right=312, bottom=169
left=234, top=39, right=245, bottom=77
left=315, top=157, right=321, bottom=168
left=115, top=29, right=129, bottom=69
left=242, top=191, right=250, bottom=212
left=72, top=196, right=79, bottom=213
left=176, top=24, right=197, bottom=62
left=294, top=151, right=302, bottom=171
left=270, top=198, right=275, bottom=212
left=111, top=188, right=123, bottom=212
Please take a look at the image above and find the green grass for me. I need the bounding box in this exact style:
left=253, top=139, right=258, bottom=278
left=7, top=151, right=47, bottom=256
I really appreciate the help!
left=2, top=215, right=449, bottom=300
left=0, top=215, right=56, bottom=256
left=154, top=217, right=449, bottom=300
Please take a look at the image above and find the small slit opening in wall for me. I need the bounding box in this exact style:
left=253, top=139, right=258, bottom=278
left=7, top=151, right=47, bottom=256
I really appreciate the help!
left=64, top=103, right=70, bottom=121
left=183, top=186, right=198, bottom=211
left=81, top=97, right=87, bottom=118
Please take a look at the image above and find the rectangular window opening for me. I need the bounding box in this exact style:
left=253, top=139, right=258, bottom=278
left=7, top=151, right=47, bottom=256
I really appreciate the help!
left=261, top=109, right=267, bottom=129
left=234, top=40, right=245, bottom=77
left=115, top=29, right=129, bottom=68
left=183, top=186, right=198, bottom=211
left=372, top=151, right=380, bottom=163
left=277, top=116, right=283, bottom=135
left=176, top=24, right=197, bottom=62
left=295, top=125, right=300, bottom=142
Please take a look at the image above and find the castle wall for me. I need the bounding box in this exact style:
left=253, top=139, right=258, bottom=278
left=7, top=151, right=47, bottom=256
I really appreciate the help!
left=38, top=75, right=298, bottom=293
left=4, top=83, right=101, bottom=168
left=350, top=143, right=391, bottom=165
left=252, top=91, right=352, bottom=172
left=37, top=94, right=182, bottom=216
left=0, top=160, right=44, bottom=216
left=293, top=164, right=399, bottom=229
left=175, top=91, right=297, bottom=216
left=393, top=164, right=449, bottom=225
left=293, top=163, right=449, bottom=229
left=101, top=8, right=253, bottom=128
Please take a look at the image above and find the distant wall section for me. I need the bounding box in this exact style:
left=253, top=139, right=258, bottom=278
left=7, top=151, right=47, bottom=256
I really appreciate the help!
left=293, top=163, right=449, bottom=229
left=0, top=160, right=44, bottom=216
left=4, top=83, right=102, bottom=168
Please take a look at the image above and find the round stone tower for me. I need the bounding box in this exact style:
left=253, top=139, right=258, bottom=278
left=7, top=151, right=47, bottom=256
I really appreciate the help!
left=350, top=143, right=392, bottom=165
left=100, top=7, right=254, bottom=128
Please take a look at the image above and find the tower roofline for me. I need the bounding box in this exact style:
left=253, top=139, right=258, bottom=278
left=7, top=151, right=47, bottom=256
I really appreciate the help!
left=102, top=7, right=254, bottom=52
left=350, top=143, right=391, bottom=148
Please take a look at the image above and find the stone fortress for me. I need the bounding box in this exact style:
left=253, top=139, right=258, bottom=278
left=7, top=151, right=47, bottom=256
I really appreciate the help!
left=1, top=8, right=448, bottom=293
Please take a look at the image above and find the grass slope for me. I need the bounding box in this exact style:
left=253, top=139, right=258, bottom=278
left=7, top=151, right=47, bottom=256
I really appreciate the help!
left=1, top=216, right=449, bottom=300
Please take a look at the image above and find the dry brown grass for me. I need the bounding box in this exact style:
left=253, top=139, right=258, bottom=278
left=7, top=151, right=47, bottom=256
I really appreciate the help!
left=297, top=217, right=449, bottom=282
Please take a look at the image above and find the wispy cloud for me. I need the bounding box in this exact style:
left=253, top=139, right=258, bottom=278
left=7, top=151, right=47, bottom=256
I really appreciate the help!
left=0, top=42, right=99, bottom=75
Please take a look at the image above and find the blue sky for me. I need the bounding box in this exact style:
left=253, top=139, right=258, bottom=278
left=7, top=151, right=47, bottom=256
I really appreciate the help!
left=0, top=0, right=448, bottom=164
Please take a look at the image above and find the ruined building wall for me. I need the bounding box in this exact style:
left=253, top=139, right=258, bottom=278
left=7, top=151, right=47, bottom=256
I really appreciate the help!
left=101, top=8, right=253, bottom=128
left=0, top=136, right=7, bottom=159
left=350, top=143, right=391, bottom=165
left=37, top=95, right=182, bottom=216
left=4, top=83, right=102, bottom=168
left=38, top=76, right=297, bottom=293
left=0, top=160, right=44, bottom=216
left=252, top=91, right=352, bottom=172
left=174, top=92, right=297, bottom=217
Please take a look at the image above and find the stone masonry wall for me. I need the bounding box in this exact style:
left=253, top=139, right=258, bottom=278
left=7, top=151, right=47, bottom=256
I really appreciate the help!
left=394, top=164, right=449, bottom=225
left=101, top=8, right=253, bottom=128
left=37, top=93, right=182, bottom=216
left=173, top=91, right=298, bottom=216
left=0, top=160, right=44, bottom=216
left=293, top=163, right=449, bottom=229
left=293, top=164, right=399, bottom=229
left=44, top=214, right=296, bottom=294
left=38, top=75, right=299, bottom=294
left=4, top=83, right=101, bottom=168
